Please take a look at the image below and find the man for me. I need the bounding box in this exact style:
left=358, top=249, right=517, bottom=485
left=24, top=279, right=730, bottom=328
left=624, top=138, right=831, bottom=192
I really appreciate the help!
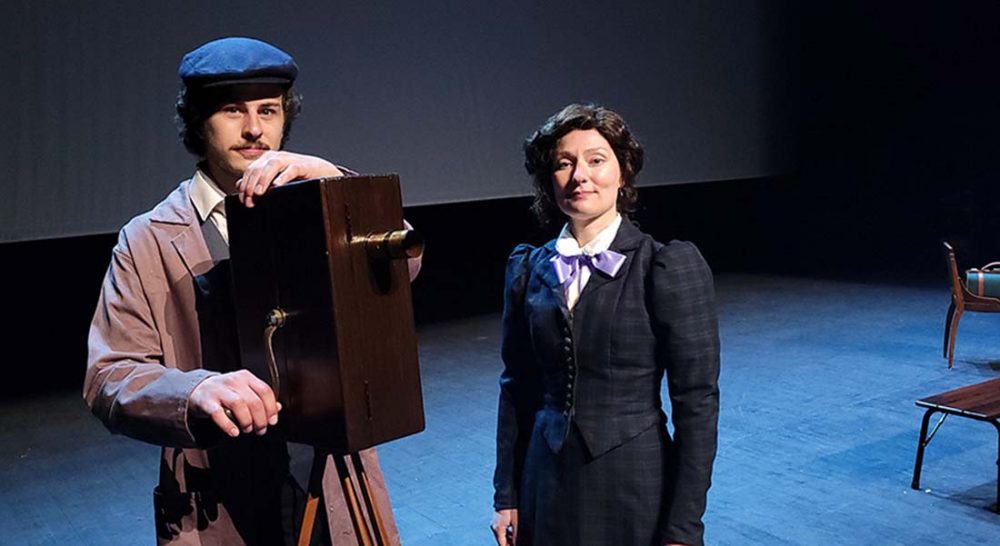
left=84, top=37, right=414, bottom=545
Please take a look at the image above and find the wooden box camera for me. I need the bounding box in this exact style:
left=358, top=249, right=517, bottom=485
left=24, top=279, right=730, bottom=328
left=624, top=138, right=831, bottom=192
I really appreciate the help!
left=226, top=174, right=424, bottom=453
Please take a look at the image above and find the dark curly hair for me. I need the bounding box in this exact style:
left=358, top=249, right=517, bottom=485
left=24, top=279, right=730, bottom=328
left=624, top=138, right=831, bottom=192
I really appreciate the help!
left=524, top=103, right=644, bottom=227
left=175, top=85, right=302, bottom=156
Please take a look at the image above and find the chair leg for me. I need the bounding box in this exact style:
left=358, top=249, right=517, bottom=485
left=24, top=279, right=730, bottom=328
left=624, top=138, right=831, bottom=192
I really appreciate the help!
left=943, top=301, right=956, bottom=358
left=947, top=309, right=963, bottom=369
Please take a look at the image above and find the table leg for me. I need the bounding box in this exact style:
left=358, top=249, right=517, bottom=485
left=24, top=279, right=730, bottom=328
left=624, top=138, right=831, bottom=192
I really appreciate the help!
left=993, top=421, right=1000, bottom=514
left=912, top=409, right=935, bottom=490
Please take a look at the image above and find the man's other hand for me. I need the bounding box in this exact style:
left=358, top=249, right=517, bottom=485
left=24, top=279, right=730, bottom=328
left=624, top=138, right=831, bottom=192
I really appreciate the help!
left=236, top=151, right=345, bottom=207
left=189, top=370, right=281, bottom=437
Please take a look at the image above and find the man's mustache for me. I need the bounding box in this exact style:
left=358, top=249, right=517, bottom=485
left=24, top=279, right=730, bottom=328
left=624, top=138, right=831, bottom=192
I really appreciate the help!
left=232, top=144, right=271, bottom=151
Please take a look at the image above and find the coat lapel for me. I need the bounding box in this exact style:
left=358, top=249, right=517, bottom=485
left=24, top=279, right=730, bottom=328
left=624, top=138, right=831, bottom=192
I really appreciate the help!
left=535, top=243, right=571, bottom=315
left=577, top=220, right=643, bottom=302
left=578, top=262, right=619, bottom=299
left=171, top=227, right=213, bottom=278
left=149, top=179, right=213, bottom=278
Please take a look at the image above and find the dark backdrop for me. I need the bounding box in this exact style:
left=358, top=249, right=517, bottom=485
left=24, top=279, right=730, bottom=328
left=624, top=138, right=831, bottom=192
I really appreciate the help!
left=3, top=1, right=999, bottom=396
left=0, top=0, right=791, bottom=242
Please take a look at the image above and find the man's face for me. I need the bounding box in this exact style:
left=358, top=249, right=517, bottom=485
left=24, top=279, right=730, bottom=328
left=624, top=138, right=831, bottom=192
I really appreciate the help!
left=202, top=85, right=286, bottom=192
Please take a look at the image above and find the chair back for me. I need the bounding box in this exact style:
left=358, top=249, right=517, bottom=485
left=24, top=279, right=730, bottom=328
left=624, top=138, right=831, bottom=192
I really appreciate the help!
left=943, top=241, right=965, bottom=305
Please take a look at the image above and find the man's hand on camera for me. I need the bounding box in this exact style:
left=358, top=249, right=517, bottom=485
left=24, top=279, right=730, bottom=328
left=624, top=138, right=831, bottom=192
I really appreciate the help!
left=189, top=370, right=281, bottom=437
left=236, top=151, right=345, bottom=208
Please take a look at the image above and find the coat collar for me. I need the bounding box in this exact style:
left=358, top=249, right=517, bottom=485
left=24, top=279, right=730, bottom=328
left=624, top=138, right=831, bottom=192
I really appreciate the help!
left=149, top=179, right=198, bottom=226
left=607, top=218, right=644, bottom=252
left=149, top=178, right=213, bottom=277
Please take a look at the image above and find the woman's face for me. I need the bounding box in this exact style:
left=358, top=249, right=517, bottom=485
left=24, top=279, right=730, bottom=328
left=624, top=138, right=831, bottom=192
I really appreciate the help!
left=551, top=129, right=623, bottom=227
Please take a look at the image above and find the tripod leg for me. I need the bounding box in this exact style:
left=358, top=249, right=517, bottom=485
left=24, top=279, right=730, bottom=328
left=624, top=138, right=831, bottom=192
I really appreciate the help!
left=334, top=454, right=375, bottom=546
left=351, top=453, right=390, bottom=546
left=297, top=451, right=328, bottom=546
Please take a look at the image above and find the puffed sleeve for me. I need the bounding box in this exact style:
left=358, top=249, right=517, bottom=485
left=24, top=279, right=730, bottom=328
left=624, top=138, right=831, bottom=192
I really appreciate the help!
left=84, top=228, right=217, bottom=448
left=493, top=244, right=543, bottom=510
left=650, top=241, right=721, bottom=546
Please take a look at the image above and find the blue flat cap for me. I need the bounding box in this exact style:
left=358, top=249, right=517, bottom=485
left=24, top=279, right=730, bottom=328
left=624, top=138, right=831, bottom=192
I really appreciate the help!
left=179, top=37, right=298, bottom=88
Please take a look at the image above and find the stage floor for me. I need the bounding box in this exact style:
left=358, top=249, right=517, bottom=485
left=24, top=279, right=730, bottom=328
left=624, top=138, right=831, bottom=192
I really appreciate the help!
left=2, top=274, right=998, bottom=544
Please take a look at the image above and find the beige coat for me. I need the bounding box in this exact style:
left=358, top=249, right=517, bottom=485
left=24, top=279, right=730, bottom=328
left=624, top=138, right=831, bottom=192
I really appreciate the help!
left=85, top=179, right=401, bottom=545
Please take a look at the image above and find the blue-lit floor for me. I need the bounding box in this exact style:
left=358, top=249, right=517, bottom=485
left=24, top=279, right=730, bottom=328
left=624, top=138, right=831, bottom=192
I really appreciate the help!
left=2, top=274, right=998, bottom=544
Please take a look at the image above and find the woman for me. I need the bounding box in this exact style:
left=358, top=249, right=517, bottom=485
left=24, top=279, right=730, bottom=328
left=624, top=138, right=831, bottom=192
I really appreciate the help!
left=491, top=104, right=720, bottom=546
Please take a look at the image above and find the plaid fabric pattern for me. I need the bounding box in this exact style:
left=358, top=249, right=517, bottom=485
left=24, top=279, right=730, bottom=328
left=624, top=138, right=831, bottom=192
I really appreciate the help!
left=495, top=221, right=720, bottom=546
left=519, top=422, right=669, bottom=546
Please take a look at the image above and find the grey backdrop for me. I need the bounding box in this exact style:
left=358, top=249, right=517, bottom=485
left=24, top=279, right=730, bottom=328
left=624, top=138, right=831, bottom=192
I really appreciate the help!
left=1, top=0, right=790, bottom=242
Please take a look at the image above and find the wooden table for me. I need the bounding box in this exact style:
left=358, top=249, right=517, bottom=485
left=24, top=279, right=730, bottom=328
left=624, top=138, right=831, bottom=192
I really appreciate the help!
left=911, top=377, right=1000, bottom=513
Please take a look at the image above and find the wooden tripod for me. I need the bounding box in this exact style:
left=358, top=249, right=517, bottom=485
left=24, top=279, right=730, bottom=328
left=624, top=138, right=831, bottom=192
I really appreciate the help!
left=297, top=450, right=390, bottom=546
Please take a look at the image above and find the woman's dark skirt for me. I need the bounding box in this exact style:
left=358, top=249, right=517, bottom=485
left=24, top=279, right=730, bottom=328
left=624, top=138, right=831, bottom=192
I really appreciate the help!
left=518, top=420, right=670, bottom=546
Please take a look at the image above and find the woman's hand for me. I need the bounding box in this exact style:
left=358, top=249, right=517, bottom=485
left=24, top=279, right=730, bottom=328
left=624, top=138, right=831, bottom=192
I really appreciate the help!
left=490, top=509, right=518, bottom=545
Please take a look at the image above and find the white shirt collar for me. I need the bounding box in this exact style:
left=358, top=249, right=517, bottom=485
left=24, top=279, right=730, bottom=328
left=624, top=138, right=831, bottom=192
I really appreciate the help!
left=189, top=168, right=227, bottom=224
left=555, top=214, right=623, bottom=256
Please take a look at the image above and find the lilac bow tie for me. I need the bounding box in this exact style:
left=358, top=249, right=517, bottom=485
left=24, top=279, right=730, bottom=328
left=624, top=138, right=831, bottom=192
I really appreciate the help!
left=552, top=250, right=626, bottom=287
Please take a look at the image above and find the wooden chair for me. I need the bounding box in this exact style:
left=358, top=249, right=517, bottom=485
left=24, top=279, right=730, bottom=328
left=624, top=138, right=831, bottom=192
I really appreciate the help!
left=943, top=241, right=1000, bottom=368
